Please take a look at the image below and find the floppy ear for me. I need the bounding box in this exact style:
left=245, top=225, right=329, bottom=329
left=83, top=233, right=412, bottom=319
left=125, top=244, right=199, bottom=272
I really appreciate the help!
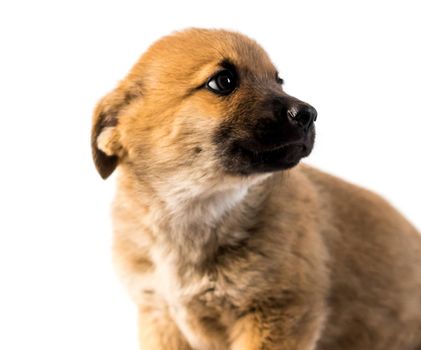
left=91, top=86, right=140, bottom=179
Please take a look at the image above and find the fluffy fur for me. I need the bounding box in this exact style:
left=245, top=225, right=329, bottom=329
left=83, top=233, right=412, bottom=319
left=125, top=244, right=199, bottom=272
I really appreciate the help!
left=91, top=29, right=421, bottom=349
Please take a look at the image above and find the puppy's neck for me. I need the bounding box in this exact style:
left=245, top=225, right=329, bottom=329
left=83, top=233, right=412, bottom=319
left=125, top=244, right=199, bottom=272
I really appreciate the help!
left=162, top=183, right=249, bottom=230
left=115, top=168, right=273, bottom=266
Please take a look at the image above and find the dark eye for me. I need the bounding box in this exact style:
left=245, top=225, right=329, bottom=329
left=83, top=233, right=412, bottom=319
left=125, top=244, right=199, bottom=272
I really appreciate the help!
left=276, top=74, right=284, bottom=85
left=206, top=69, right=237, bottom=95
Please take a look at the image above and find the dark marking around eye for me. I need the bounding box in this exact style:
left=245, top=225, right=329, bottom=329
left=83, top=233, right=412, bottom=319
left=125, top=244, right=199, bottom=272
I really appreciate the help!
left=276, top=73, right=284, bottom=85
left=220, top=59, right=236, bottom=72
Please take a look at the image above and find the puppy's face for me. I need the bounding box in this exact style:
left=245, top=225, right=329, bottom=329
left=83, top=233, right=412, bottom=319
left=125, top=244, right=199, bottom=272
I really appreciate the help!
left=92, top=29, right=316, bottom=189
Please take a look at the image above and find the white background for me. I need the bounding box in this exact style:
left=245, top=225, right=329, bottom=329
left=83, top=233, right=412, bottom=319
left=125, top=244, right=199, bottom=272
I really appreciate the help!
left=0, top=1, right=420, bottom=349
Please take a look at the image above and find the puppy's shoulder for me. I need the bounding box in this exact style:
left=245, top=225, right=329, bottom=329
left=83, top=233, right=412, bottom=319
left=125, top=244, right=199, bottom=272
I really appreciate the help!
left=297, top=164, right=414, bottom=228
left=297, top=164, right=421, bottom=260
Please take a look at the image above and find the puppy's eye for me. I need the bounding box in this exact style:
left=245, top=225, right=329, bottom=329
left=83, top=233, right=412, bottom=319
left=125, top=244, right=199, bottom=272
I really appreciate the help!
left=206, top=69, right=237, bottom=95
left=276, top=74, right=284, bottom=85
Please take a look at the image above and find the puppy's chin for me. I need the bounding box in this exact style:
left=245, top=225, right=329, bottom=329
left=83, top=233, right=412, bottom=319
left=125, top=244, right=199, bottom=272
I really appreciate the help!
left=215, top=129, right=315, bottom=175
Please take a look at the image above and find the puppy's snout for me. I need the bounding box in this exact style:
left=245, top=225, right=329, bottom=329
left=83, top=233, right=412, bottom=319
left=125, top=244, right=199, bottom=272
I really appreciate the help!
left=288, top=104, right=317, bottom=131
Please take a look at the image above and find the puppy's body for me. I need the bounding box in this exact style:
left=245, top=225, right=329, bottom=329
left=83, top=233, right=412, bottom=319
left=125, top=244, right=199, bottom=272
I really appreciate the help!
left=92, top=29, right=421, bottom=349
left=112, top=164, right=421, bottom=350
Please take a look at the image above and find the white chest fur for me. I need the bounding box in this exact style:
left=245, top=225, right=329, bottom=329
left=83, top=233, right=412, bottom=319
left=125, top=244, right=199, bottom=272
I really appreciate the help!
left=150, top=247, right=228, bottom=350
left=115, top=174, right=271, bottom=349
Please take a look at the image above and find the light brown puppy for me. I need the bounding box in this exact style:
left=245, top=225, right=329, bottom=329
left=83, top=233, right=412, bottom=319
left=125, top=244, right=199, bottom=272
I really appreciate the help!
left=91, top=29, right=421, bottom=350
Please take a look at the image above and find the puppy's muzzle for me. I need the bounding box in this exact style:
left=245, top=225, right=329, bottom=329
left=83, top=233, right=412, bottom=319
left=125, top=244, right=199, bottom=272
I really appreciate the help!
left=214, top=95, right=317, bottom=175
left=244, top=96, right=317, bottom=152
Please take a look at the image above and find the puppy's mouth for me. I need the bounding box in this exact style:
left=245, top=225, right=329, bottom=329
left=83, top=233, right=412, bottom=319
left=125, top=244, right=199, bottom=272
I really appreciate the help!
left=234, top=142, right=309, bottom=172
left=214, top=130, right=315, bottom=175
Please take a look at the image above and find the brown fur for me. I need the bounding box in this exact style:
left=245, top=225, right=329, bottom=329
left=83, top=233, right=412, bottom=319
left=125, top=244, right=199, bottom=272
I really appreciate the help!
left=91, top=29, right=421, bottom=349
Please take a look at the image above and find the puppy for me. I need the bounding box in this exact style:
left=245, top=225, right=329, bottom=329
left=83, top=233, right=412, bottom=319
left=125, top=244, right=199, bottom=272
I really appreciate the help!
left=91, top=29, right=421, bottom=350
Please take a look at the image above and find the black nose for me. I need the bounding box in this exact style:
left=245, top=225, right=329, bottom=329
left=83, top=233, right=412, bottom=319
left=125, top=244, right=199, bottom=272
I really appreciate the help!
left=287, top=104, right=317, bottom=131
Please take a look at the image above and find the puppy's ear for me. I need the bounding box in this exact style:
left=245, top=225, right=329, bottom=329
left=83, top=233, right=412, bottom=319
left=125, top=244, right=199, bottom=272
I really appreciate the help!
left=91, top=86, right=140, bottom=179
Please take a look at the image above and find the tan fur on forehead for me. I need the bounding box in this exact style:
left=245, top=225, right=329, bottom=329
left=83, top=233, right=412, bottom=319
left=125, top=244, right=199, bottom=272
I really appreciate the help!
left=128, top=29, right=276, bottom=93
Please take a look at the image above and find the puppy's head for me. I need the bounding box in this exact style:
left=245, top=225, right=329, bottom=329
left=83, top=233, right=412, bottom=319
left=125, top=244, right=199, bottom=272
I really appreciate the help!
left=92, top=29, right=316, bottom=187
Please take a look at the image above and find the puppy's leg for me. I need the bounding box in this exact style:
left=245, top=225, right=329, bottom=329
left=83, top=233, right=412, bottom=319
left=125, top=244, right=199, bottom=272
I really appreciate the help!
left=138, top=305, right=192, bottom=350
left=230, top=307, right=324, bottom=350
